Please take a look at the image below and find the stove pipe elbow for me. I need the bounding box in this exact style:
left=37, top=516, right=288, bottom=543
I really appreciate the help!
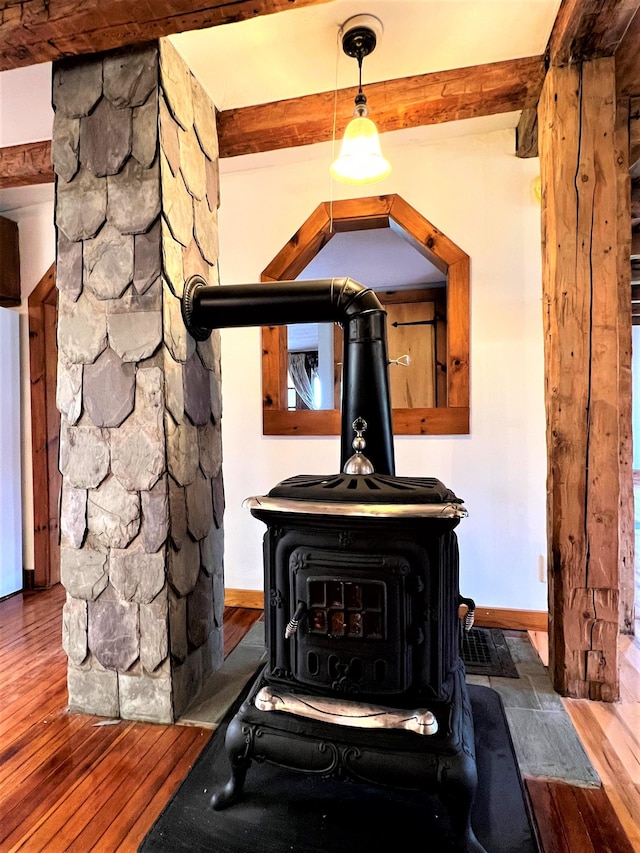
left=181, top=275, right=395, bottom=475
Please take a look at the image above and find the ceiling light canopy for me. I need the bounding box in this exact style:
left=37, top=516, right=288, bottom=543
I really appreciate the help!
left=330, top=15, right=391, bottom=186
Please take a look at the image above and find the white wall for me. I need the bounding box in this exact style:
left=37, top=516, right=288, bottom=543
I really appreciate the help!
left=0, top=308, right=23, bottom=597
left=0, top=61, right=56, bottom=588
left=0, top=63, right=53, bottom=147
left=1, top=200, right=56, bottom=580
left=218, top=126, right=548, bottom=611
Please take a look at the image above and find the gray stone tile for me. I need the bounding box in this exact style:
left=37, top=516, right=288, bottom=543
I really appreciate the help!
left=84, top=347, right=135, bottom=427
left=160, top=39, right=194, bottom=132
left=53, top=58, right=103, bottom=119
left=80, top=96, right=132, bottom=178
left=185, top=471, right=214, bottom=542
left=465, top=674, right=491, bottom=687
left=103, top=46, right=158, bottom=109
left=187, top=569, right=215, bottom=649
left=178, top=642, right=266, bottom=729
left=133, top=94, right=159, bottom=169
left=119, top=665, right=173, bottom=724
left=488, top=674, right=542, bottom=710
left=88, top=598, right=139, bottom=671
left=504, top=707, right=600, bottom=787
left=56, top=166, right=106, bottom=241
left=84, top=223, right=134, bottom=300
left=52, top=113, right=80, bottom=182
left=108, top=156, right=161, bottom=236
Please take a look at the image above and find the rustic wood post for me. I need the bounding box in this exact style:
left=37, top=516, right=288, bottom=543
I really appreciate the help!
left=539, top=57, right=632, bottom=700
left=615, top=96, right=635, bottom=639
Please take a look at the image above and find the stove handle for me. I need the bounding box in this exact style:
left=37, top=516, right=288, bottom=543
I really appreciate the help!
left=458, top=595, right=476, bottom=632
left=285, top=601, right=307, bottom=639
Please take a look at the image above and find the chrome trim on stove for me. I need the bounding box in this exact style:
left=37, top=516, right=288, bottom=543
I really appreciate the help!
left=254, top=686, right=439, bottom=736
left=243, top=496, right=468, bottom=519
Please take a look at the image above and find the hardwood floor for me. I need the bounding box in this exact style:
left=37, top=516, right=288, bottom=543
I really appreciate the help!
left=0, top=584, right=260, bottom=852
left=1, top=584, right=639, bottom=852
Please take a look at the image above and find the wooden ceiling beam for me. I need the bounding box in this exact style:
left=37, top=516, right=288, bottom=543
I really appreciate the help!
left=217, top=55, right=546, bottom=159
left=615, top=8, right=640, bottom=96
left=517, top=0, right=640, bottom=159
left=0, top=141, right=53, bottom=189
left=0, top=56, right=545, bottom=177
left=0, top=0, right=331, bottom=72
left=548, top=0, right=640, bottom=66
left=516, top=108, right=539, bottom=158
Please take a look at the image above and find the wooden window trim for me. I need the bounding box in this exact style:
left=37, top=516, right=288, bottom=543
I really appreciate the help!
left=28, top=263, right=60, bottom=588
left=261, top=194, right=470, bottom=436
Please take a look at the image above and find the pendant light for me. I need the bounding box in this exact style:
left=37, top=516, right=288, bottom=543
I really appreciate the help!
left=330, top=15, right=391, bottom=186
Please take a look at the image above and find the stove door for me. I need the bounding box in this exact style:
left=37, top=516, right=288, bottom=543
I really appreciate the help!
left=289, top=548, right=411, bottom=695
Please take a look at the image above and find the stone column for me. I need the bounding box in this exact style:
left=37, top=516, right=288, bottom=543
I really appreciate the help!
left=53, top=40, right=224, bottom=723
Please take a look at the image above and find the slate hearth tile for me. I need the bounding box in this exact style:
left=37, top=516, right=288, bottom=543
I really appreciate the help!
left=504, top=634, right=547, bottom=673
left=178, top=641, right=266, bottom=729
left=528, top=673, right=565, bottom=711
left=504, top=707, right=600, bottom=787
left=489, top=674, right=541, bottom=710
left=465, top=673, right=491, bottom=687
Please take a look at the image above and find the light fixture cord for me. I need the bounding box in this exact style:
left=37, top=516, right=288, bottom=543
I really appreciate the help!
left=330, top=25, right=341, bottom=234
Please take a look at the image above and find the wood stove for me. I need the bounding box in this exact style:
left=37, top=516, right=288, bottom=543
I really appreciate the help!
left=181, top=275, right=487, bottom=853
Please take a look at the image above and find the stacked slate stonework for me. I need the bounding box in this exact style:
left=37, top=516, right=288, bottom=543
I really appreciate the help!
left=53, top=39, right=223, bottom=723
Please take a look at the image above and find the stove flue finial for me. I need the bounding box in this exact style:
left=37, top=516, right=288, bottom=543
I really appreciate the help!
left=343, top=417, right=374, bottom=475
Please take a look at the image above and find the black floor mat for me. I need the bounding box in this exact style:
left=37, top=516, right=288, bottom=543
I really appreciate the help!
left=461, top=627, right=519, bottom=678
left=140, top=682, right=539, bottom=853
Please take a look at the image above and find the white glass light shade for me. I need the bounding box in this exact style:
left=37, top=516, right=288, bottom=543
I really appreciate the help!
left=330, top=115, right=391, bottom=185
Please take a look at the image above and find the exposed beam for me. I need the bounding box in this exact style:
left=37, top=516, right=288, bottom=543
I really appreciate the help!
left=0, top=56, right=546, bottom=182
left=548, top=0, right=640, bottom=66
left=616, top=8, right=640, bottom=96
left=0, top=141, right=53, bottom=189
left=217, top=55, right=546, bottom=159
left=516, top=108, right=539, bottom=158
left=630, top=98, right=640, bottom=177
left=516, top=0, right=640, bottom=159
left=0, top=0, right=332, bottom=72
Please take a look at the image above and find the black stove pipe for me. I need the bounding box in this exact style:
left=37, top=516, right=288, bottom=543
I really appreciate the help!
left=181, top=275, right=396, bottom=476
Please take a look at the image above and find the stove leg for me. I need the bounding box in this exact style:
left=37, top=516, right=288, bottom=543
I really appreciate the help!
left=439, top=784, right=487, bottom=853
left=209, top=716, right=252, bottom=811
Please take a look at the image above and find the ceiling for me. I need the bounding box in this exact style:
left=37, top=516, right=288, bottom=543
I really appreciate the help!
left=0, top=0, right=561, bottom=283
left=170, top=0, right=560, bottom=111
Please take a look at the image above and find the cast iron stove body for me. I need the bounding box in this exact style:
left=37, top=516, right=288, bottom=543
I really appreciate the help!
left=181, top=274, right=487, bottom=853
left=217, top=472, right=485, bottom=853
left=255, top=472, right=465, bottom=705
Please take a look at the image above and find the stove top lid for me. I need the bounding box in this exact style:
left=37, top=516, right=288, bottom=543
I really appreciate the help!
left=266, top=473, right=462, bottom=505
